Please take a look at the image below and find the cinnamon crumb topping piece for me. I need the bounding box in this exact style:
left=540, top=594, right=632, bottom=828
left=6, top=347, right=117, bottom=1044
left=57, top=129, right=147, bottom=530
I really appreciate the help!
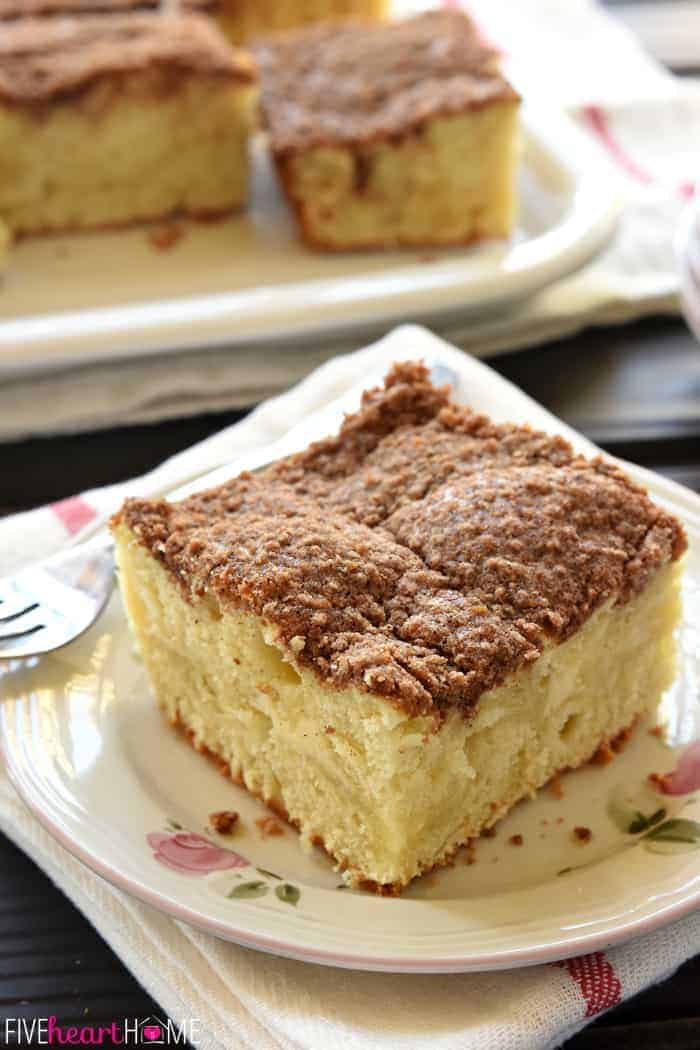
left=573, top=826, right=592, bottom=844
left=115, top=361, right=686, bottom=723
left=209, top=809, right=239, bottom=835
left=508, top=834, right=523, bottom=847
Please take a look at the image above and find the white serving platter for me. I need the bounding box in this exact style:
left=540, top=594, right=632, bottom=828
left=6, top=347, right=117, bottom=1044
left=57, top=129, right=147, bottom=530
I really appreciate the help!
left=0, top=106, right=618, bottom=376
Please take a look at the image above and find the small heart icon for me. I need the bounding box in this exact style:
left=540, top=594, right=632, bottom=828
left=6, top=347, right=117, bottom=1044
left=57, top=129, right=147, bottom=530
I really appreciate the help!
left=143, top=1026, right=162, bottom=1041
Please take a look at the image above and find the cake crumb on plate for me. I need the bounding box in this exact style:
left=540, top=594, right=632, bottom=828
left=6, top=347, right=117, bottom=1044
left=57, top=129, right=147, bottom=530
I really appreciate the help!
left=573, top=826, right=592, bottom=844
left=256, top=816, right=284, bottom=839
left=209, top=809, right=239, bottom=834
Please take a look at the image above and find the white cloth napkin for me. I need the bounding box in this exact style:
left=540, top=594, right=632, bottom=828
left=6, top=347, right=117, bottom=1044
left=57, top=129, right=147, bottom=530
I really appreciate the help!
left=1, top=325, right=699, bottom=1050
left=1, top=0, right=699, bottom=442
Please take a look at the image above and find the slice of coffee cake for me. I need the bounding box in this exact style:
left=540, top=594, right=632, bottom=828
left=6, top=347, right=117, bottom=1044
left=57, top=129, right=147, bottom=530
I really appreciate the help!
left=0, top=13, right=255, bottom=235
left=254, top=11, right=520, bottom=250
left=112, top=364, right=686, bottom=892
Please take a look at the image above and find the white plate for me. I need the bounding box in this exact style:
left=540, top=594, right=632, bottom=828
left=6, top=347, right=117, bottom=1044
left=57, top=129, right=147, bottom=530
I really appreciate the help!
left=0, top=106, right=617, bottom=377
left=1, top=458, right=699, bottom=973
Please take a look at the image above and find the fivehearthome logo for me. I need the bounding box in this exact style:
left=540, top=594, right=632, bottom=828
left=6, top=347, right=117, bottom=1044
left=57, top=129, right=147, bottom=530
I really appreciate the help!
left=137, top=1017, right=167, bottom=1044
left=1, top=1015, right=200, bottom=1046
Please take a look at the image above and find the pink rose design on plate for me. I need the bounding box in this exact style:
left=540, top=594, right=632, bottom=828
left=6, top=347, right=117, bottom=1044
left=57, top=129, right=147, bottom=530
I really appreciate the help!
left=653, top=740, right=700, bottom=796
left=147, top=832, right=249, bottom=874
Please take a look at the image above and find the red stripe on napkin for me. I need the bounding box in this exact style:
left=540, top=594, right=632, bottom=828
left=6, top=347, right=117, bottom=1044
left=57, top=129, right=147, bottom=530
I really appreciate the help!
left=558, top=952, right=622, bottom=1017
left=582, top=104, right=695, bottom=201
left=581, top=105, right=652, bottom=185
left=51, top=496, right=97, bottom=535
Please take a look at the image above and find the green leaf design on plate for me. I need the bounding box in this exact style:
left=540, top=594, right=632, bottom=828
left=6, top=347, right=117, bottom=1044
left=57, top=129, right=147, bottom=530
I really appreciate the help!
left=628, top=808, right=667, bottom=835
left=607, top=781, right=665, bottom=834
left=228, top=881, right=269, bottom=900
left=256, top=867, right=282, bottom=880
left=275, top=883, right=300, bottom=906
left=643, top=818, right=700, bottom=844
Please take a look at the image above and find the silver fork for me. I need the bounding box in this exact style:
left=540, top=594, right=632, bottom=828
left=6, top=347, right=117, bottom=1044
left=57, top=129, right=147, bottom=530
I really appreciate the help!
left=0, top=441, right=280, bottom=661
left=0, top=539, right=116, bottom=659
left=0, top=362, right=459, bottom=661
left=0, top=440, right=279, bottom=662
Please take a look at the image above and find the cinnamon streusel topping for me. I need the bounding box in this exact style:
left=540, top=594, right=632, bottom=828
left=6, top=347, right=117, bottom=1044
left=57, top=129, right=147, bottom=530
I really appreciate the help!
left=116, top=362, right=686, bottom=720
left=253, top=10, right=519, bottom=154
left=0, top=13, right=253, bottom=106
left=0, top=0, right=215, bottom=18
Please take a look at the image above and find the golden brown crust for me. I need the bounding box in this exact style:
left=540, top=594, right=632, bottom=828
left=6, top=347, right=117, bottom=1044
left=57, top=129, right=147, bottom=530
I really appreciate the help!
left=12, top=203, right=241, bottom=241
left=253, top=10, right=519, bottom=155
left=115, top=362, right=687, bottom=722
left=0, top=13, right=254, bottom=106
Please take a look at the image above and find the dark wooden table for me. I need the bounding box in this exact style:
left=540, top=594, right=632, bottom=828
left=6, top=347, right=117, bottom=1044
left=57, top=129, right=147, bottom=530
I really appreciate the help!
left=2, top=315, right=700, bottom=1047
